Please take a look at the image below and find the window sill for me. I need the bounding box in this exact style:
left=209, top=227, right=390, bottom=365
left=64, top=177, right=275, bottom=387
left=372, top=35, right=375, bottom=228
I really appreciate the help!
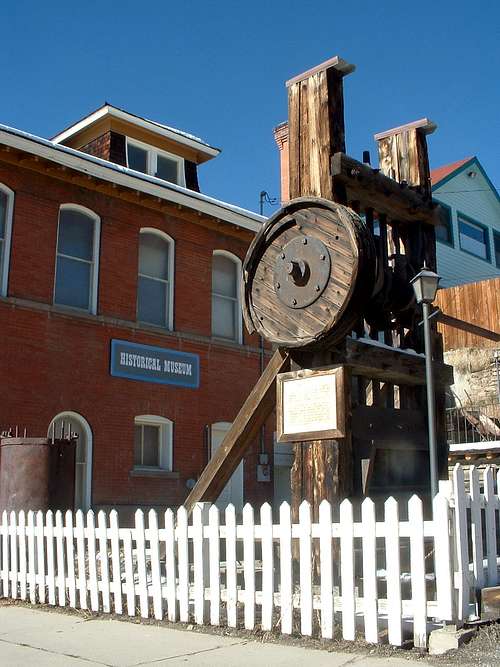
left=129, top=469, right=179, bottom=479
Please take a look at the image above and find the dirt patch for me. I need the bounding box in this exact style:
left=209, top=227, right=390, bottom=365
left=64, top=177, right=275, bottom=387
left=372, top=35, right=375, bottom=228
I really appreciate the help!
left=2, top=598, right=497, bottom=664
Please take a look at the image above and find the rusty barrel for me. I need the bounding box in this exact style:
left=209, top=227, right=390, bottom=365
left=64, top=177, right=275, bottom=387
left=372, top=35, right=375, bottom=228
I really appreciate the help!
left=243, top=197, right=376, bottom=348
left=0, top=437, right=76, bottom=513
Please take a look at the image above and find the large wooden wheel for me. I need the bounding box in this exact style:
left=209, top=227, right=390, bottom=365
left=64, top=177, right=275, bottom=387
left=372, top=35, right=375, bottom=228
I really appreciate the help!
left=243, top=197, right=377, bottom=349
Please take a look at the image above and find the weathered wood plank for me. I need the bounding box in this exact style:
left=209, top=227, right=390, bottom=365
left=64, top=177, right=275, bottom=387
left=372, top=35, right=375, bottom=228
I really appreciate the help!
left=185, top=349, right=290, bottom=512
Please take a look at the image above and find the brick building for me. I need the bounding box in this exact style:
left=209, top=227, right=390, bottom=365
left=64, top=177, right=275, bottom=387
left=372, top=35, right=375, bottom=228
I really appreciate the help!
left=0, top=104, right=272, bottom=519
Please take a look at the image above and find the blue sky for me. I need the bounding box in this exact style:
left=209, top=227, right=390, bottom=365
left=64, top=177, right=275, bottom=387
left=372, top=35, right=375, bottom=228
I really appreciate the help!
left=1, top=1, right=499, bottom=215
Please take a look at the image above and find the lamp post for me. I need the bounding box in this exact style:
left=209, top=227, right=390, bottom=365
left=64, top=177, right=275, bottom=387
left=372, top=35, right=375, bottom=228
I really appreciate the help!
left=410, top=267, right=441, bottom=498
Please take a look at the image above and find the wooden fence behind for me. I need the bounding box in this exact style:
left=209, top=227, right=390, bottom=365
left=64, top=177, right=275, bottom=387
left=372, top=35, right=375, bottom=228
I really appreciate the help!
left=436, top=277, right=500, bottom=350
left=0, top=464, right=499, bottom=648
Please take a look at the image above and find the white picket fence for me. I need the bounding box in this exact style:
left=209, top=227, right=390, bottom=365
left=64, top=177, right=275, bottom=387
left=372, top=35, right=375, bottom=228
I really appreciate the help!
left=0, top=464, right=499, bottom=648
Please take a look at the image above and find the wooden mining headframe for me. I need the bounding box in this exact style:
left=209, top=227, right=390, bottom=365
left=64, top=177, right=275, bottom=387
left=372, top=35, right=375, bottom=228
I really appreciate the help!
left=186, top=55, right=453, bottom=518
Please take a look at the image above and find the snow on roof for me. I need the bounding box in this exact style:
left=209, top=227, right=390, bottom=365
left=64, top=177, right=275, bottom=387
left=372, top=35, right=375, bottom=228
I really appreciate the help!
left=0, top=122, right=263, bottom=232
left=51, top=104, right=220, bottom=160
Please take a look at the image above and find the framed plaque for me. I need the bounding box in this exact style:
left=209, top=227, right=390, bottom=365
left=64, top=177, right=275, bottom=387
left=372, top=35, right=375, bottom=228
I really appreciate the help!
left=276, top=366, right=346, bottom=443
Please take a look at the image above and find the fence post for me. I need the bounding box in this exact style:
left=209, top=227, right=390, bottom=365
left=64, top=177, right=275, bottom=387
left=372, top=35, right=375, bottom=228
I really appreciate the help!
left=279, top=502, right=293, bottom=635
left=87, top=510, right=99, bottom=612
left=109, top=510, right=122, bottom=615
left=164, top=508, right=177, bottom=622
left=261, top=502, right=274, bottom=632
left=385, top=497, right=402, bottom=646
left=65, top=510, right=76, bottom=608
left=36, top=510, right=45, bottom=604
left=55, top=511, right=66, bottom=607
left=453, top=464, right=470, bottom=621
left=433, top=494, right=454, bottom=621
left=18, top=511, right=27, bottom=601
left=408, top=495, right=427, bottom=648
left=97, top=511, right=111, bottom=614
left=483, top=466, right=498, bottom=586
left=46, top=510, right=56, bottom=605
left=361, top=497, right=378, bottom=643
left=75, top=510, right=87, bottom=610
left=208, top=505, right=221, bottom=626
left=225, top=504, right=237, bottom=628
left=340, top=499, right=355, bottom=641
left=243, top=503, right=256, bottom=631
left=27, top=511, right=36, bottom=604
left=319, top=499, right=334, bottom=640
left=134, top=509, right=149, bottom=619
left=177, top=506, right=189, bottom=623
left=0, top=511, right=8, bottom=598
left=193, top=502, right=210, bottom=625
left=148, top=509, right=163, bottom=621
left=9, top=511, right=18, bottom=601
left=469, top=466, right=484, bottom=594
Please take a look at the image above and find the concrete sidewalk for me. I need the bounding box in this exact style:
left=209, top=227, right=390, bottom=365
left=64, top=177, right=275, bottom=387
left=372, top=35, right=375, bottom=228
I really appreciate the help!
left=0, top=605, right=426, bottom=667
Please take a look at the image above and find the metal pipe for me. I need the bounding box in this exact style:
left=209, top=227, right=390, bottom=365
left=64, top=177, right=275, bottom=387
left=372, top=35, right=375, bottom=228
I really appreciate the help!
left=423, top=301, right=438, bottom=497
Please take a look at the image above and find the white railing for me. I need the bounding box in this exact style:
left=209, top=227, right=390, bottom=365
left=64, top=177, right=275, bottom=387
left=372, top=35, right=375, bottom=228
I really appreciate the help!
left=0, top=464, right=499, bottom=648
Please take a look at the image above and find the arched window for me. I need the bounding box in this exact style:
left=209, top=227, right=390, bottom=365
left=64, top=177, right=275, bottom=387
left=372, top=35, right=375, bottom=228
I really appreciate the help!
left=54, top=205, right=100, bottom=313
left=137, top=228, right=174, bottom=329
left=48, top=411, right=93, bottom=512
left=134, top=415, right=173, bottom=471
left=0, top=183, right=14, bottom=297
left=211, top=251, right=242, bottom=343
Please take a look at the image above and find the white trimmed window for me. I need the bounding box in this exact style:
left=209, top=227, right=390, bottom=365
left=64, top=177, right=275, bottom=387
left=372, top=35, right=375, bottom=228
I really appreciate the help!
left=0, top=184, right=14, bottom=297
left=126, top=138, right=185, bottom=186
left=211, top=251, right=242, bottom=343
left=134, top=415, right=173, bottom=471
left=54, top=205, right=100, bottom=313
left=137, top=228, right=174, bottom=329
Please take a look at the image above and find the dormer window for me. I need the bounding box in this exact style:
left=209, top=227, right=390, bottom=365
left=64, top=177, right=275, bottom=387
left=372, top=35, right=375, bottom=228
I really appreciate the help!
left=126, top=138, right=185, bottom=186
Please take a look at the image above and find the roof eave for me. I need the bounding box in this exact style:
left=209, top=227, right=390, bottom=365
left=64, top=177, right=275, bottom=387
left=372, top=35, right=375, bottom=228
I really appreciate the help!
left=51, top=105, right=221, bottom=161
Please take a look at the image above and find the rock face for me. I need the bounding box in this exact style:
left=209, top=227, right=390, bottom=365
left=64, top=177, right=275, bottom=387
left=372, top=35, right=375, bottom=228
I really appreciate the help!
left=445, top=347, right=499, bottom=407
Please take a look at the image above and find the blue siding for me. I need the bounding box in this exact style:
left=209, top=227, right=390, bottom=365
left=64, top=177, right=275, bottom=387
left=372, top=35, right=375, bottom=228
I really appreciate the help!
left=433, top=159, right=500, bottom=287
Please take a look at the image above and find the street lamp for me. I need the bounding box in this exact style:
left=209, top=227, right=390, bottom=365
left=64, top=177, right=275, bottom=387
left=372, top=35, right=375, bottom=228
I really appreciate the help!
left=410, top=267, right=441, bottom=497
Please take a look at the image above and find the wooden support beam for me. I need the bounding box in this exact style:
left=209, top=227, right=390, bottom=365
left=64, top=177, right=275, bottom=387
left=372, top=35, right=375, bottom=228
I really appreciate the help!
left=437, top=311, right=500, bottom=342
left=330, top=153, right=444, bottom=226
left=185, top=348, right=290, bottom=513
left=332, top=337, right=454, bottom=387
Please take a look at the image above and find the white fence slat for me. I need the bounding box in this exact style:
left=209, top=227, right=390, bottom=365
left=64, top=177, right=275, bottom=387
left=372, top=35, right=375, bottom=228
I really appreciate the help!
left=408, top=496, right=427, bottom=649
left=453, top=464, right=470, bottom=621
left=299, top=501, right=313, bottom=637
left=75, top=510, right=87, bottom=610
left=208, top=505, right=220, bottom=626
left=97, top=511, right=111, bottom=613
left=483, top=467, right=498, bottom=586
left=134, top=509, right=149, bottom=619
left=55, top=511, right=66, bottom=607
left=243, top=503, right=256, bottom=630
left=36, top=510, right=45, bottom=604
left=18, top=511, right=27, bottom=601
left=9, top=511, right=18, bottom=600
left=148, top=509, right=163, bottom=620
left=319, top=500, right=334, bottom=640
left=177, top=506, right=189, bottom=623
left=109, top=511, right=122, bottom=615
left=123, top=528, right=135, bottom=616
left=65, top=511, right=76, bottom=608
left=1, top=510, right=9, bottom=598
left=164, top=509, right=177, bottom=622
left=225, top=505, right=237, bottom=628
left=193, top=504, right=207, bottom=625
left=433, top=494, right=453, bottom=621
left=86, top=510, right=99, bottom=612
left=279, top=502, right=293, bottom=635
left=27, top=511, right=36, bottom=604
left=340, top=499, right=355, bottom=641
left=46, top=510, right=56, bottom=605
left=385, top=497, right=402, bottom=646
left=361, top=498, right=378, bottom=643
left=261, top=503, right=274, bottom=632
left=469, top=467, right=484, bottom=591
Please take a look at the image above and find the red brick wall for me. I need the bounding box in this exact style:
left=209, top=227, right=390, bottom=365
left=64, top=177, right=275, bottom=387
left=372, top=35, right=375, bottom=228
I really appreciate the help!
left=0, top=160, right=274, bottom=511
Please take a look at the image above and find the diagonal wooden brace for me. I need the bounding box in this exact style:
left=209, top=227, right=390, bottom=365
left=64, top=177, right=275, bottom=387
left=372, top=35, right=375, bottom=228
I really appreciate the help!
left=185, top=348, right=290, bottom=514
